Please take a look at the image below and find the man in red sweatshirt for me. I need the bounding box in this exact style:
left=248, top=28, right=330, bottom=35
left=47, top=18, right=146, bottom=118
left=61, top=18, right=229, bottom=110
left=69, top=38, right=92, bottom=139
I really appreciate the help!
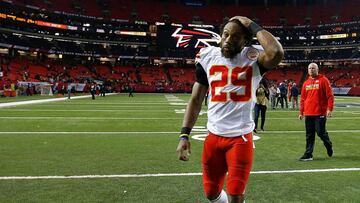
left=298, top=63, right=334, bottom=161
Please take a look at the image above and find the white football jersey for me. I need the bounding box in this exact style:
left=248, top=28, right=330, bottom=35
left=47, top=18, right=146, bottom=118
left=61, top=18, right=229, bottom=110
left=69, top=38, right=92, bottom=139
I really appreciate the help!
left=196, top=46, right=264, bottom=137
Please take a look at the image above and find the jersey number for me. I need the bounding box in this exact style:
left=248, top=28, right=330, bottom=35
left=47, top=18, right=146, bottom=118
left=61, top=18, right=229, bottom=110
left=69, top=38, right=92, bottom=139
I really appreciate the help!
left=209, top=65, right=252, bottom=102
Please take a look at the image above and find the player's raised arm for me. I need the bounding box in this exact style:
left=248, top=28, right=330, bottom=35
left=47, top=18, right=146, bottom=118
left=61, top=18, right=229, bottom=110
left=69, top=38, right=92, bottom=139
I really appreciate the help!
left=230, top=16, right=284, bottom=70
left=176, top=82, right=208, bottom=161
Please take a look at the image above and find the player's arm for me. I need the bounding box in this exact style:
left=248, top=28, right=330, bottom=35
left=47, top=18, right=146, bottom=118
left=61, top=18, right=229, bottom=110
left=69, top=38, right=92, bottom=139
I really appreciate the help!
left=230, top=16, right=284, bottom=70
left=182, top=82, right=208, bottom=130
left=176, top=63, right=209, bottom=161
left=176, top=82, right=208, bottom=161
left=323, top=78, right=334, bottom=117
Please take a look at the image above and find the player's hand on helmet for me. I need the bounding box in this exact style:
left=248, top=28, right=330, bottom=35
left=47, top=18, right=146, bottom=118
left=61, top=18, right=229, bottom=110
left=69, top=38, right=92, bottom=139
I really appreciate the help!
left=229, top=16, right=253, bottom=27
left=176, top=139, right=191, bottom=161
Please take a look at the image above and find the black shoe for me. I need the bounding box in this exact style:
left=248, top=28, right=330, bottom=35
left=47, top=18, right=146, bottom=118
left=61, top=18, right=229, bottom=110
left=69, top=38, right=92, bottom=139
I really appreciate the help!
left=299, top=154, right=313, bottom=161
left=261, top=128, right=264, bottom=131
left=253, top=129, right=257, bottom=133
left=326, top=145, right=333, bottom=157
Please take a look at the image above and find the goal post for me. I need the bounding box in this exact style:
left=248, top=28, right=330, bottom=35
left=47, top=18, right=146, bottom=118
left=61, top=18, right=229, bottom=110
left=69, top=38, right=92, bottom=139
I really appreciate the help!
left=40, top=84, right=53, bottom=96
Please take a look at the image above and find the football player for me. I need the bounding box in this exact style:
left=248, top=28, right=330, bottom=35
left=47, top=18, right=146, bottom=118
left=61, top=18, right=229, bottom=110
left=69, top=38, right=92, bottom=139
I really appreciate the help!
left=176, top=16, right=283, bottom=203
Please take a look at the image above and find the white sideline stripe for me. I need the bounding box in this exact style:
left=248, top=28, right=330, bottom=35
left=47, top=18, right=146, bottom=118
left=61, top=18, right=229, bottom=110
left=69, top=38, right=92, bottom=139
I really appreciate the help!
left=0, top=117, right=359, bottom=120
left=2, top=109, right=359, bottom=114
left=7, top=110, right=358, bottom=114
left=0, top=132, right=179, bottom=134
left=0, top=117, right=189, bottom=120
left=38, top=103, right=172, bottom=105
left=266, top=117, right=360, bottom=120
left=261, top=130, right=360, bottom=133
left=29, top=105, right=172, bottom=108
left=0, top=130, right=360, bottom=134
left=169, top=103, right=188, bottom=105
left=0, top=168, right=359, bottom=180
left=267, top=110, right=360, bottom=113
left=0, top=93, right=118, bottom=108
left=0, top=109, right=174, bottom=112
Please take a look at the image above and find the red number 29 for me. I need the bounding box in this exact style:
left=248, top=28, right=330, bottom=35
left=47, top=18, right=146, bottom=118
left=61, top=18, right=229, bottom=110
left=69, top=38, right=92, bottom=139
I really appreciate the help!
left=209, top=65, right=252, bottom=102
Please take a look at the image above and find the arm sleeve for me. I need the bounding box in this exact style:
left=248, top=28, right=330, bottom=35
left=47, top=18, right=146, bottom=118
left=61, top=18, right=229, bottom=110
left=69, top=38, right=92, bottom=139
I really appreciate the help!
left=195, top=63, right=209, bottom=86
left=299, top=83, right=306, bottom=115
left=323, top=78, right=334, bottom=111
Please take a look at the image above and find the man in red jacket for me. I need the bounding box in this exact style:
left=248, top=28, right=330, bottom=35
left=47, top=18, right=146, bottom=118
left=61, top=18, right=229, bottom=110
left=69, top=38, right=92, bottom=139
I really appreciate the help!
left=298, top=63, right=334, bottom=161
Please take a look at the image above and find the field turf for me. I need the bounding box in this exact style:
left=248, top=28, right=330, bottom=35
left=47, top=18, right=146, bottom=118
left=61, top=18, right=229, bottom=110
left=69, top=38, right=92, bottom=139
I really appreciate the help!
left=0, top=94, right=359, bottom=202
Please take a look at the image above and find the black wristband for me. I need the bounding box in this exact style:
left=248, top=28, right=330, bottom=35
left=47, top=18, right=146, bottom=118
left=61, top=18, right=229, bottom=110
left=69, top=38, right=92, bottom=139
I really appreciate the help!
left=180, top=127, right=191, bottom=135
left=249, top=22, right=263, bottom=35
left=179, top=136, right=189, bottom=141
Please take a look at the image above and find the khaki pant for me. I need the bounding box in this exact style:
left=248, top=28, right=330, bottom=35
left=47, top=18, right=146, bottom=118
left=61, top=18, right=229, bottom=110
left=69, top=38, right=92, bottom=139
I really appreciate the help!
left=291, top=96, right=298, bottom=109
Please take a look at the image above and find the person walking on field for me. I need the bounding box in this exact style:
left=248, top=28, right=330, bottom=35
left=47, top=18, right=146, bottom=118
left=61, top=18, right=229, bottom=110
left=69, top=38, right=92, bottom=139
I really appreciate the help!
left=298, top=63, right=334, bottom=161
left=291, top=83, right=299, bottom=109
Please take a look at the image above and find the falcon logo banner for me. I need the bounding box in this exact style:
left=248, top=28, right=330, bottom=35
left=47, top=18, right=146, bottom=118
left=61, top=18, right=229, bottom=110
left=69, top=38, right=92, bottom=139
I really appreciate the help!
left=171, top=28, right=220, bottom=48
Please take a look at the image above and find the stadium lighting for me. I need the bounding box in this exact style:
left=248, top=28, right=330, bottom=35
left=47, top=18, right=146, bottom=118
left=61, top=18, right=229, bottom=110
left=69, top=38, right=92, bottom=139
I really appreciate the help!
left=0, top=48, right=8, bottom=54
left=59, top=54, right=62, bottom=59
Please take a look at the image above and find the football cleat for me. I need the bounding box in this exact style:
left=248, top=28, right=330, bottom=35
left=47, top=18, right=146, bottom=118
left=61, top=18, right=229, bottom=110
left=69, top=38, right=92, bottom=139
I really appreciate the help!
left=299, top=154, right=313, bottom=161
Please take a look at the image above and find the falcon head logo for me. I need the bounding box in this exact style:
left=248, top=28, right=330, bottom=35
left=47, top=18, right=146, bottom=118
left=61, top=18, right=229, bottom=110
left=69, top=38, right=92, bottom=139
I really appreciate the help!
left=171, top=28, right=221, bottom=49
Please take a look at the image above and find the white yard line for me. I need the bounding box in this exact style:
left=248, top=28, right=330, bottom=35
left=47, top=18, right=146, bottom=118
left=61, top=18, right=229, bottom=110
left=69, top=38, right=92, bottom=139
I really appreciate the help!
left=261, top=130, right=360, bottom=133
left=169, top=103, right=188, bottom=105
left=35, top=103, right=172, bottom=106
left=265, top=117, right=360, bottom=120
left=0, top=93, right=118, bottom=108
left=0, top=168, right=359, bottom=180
left=0, top=117, right=359, bottom=120
left=0, top=117, right=188, bottom=120
left=2, top=109, right=359, bottom=113
left=0, top=130, right=359, bottom=135
left=25, top=105, right=172, bottom=107
left=0, top=109, right=174, bottom=112
left=165, top=94, right=184, bottom=102
left=267, top=110, right=360, bottom=112
left=0, top=132, right=178, bottom=134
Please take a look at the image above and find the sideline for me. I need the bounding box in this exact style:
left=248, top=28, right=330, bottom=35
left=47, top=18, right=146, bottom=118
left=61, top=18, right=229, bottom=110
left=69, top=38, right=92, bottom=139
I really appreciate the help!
left=0, top=130, right=359, bottom=134
left=0, top=93, right=118, bottom=108
left=0, top=168, right=359, bottom=180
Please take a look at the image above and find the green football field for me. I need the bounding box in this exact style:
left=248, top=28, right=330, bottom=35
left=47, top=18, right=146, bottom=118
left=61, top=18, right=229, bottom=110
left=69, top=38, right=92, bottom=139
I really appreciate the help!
left=0, top=93, right=359, bottom=202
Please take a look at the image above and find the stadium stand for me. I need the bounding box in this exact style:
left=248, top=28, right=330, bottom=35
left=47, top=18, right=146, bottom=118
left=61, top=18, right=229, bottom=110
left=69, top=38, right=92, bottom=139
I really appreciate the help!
left=0, top=0, right=359, bottom=96
left=8, top=0, right=360, bottom=25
